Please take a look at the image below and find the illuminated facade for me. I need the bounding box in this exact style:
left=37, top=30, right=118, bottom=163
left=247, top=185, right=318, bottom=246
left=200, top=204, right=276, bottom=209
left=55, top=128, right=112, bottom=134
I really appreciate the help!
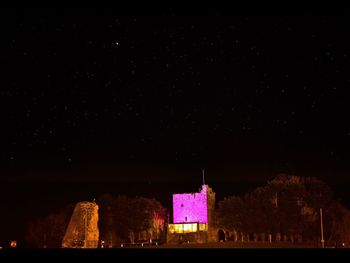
left=168, top=223, right=208, bottom=234
left=173, top=185, right=208, bottom=223
left=167, top=184, right=216, bottom=243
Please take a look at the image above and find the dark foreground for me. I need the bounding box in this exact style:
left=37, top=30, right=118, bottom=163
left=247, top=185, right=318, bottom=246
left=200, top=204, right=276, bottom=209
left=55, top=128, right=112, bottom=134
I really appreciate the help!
left=1, top=243, right=348, bottom=261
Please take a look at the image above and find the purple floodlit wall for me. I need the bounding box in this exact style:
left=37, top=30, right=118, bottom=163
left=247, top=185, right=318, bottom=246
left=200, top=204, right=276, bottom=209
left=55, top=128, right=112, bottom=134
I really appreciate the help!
left=173, top=185, right=208, bottom=223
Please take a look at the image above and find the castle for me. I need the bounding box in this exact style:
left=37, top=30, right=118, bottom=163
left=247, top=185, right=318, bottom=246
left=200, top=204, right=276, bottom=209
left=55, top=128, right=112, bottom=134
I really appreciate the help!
left=167, top=184, right=217, bottom=244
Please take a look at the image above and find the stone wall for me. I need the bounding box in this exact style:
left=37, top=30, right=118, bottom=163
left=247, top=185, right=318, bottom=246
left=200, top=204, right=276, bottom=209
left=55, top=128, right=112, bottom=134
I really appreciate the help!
left=173, top=185, right=208, bottom=223
left=167, top=232, right=209, bottom=244
left=167, top=184, right=217, bottom=244
left=62, top=201, right=99, bottom=248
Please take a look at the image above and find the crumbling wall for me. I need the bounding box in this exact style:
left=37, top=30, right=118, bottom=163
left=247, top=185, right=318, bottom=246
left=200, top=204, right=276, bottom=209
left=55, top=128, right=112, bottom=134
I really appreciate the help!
left=62, top=201, right=99, bottom=248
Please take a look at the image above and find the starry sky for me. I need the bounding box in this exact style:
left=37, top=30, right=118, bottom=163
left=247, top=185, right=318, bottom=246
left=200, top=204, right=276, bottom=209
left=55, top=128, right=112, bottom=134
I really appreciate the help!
left=1, top=11, right=350, bottom=242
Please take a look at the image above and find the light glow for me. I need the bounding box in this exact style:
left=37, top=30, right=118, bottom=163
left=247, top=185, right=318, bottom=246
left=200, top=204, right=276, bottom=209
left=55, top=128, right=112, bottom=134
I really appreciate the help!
left=168, top=223, right=207, bottom=233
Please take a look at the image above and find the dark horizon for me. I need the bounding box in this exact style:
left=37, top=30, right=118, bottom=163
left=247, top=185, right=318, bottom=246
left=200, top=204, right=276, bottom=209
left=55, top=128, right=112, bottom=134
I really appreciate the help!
left=2, top=174, right=350, bottom=246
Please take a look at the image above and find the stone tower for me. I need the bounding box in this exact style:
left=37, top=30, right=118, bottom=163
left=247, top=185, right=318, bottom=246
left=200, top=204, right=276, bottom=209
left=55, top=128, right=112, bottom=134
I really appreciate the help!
left=204, top=184, right=217, bottom=242
left=167, top=184, right=216, bottom=243
left=62, top=201, right=99, bottom=248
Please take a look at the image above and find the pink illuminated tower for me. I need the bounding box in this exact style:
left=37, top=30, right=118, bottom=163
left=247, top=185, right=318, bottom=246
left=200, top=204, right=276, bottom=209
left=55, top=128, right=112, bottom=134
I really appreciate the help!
left=173, top=184, right=209, bottom=224
left=167, top=181, right=216, bottom=243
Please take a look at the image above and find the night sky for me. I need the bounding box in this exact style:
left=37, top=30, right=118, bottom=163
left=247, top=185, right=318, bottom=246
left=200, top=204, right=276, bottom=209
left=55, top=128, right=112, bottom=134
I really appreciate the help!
left=2, top=11, right=350, bottom=243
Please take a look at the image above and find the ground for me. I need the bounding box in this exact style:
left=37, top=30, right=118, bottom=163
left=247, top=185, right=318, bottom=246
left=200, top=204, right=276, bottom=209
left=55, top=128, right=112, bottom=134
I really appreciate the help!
left=152, top=241, right=319, bottom=248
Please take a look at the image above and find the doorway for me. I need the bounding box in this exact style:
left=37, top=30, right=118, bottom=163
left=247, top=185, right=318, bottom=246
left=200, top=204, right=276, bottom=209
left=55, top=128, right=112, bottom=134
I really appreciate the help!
left=218, top=229, right=225, bottom=242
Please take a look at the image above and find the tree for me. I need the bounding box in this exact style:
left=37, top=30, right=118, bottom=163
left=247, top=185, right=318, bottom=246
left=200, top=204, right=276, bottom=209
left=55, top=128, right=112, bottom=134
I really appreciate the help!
left=97, top=194, right=118, bottom=247
left=216, top=196, right=245, bottom=232
left=217, top=174, right=345, bottom=244
left=265, top=175, right=307, bottom=239
left=25, top=204, right=74, bottom=248
left=97, top=195, right=167, bottom=244
left=333, top=209, right=350, bottom=247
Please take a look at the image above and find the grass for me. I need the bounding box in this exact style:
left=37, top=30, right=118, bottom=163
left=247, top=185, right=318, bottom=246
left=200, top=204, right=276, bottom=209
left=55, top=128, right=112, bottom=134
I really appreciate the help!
left=159, top=241, right=318, bottom=248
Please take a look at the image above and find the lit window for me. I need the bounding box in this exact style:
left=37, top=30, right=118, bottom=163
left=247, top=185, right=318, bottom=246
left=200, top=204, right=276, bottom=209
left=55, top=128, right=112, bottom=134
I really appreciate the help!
left=183, top=223, right=197, bottom=232
left=168, top=224, right=175, bottom=234
left=199, top=223, right=207, bottom=231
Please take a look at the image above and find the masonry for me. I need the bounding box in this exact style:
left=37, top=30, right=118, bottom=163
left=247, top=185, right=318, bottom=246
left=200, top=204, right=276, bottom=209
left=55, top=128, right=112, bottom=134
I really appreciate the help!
left=167, top=184, right=217, bottom=244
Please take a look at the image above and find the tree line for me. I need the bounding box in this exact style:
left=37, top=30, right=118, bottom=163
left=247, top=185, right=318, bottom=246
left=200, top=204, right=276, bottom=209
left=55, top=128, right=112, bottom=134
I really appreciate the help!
left=25, top=195, right=167, bottom=248
left=216, top=174, right=350, bottom=247
left=25, top=174, right=350, bottom=247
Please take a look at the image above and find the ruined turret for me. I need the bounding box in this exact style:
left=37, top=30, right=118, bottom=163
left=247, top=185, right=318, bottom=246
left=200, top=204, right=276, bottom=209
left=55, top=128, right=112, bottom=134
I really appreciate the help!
left=62, top=201, right=99, bottom=248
